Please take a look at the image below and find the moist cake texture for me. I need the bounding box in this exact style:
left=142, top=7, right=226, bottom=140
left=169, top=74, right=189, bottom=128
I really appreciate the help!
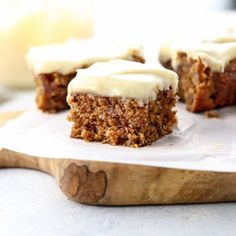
left=159, top=40, right=236, bottom=112
left=67, top=60, right=178, bottom=147
left=26, top=40, right=145, bottom=113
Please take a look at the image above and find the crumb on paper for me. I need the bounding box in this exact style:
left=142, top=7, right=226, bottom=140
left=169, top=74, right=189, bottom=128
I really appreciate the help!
left=204, top=110, right=220, bottom=119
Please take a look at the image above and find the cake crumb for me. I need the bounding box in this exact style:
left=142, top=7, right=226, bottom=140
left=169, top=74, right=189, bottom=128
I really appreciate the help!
left=68, top=91, right=177, bottom=147
left=204, top=110, right=220, bottom=118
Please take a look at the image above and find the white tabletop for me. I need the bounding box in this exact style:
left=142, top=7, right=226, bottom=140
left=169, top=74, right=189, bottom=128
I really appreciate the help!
left=0, top=88, right=236, bottom=236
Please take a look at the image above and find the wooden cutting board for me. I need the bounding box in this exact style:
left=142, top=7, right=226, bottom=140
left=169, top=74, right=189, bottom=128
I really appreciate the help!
left=1, top=111, right=236, bottom=205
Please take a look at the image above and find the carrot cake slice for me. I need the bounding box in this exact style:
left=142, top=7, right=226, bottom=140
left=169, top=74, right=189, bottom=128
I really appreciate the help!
left=159, top=39, right=236, bottom=112
left=67, top=59, right=178, bottom=147
left=26, top=40, right=145, bottom=113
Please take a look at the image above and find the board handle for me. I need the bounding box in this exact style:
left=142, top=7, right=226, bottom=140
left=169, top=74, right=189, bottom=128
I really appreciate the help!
left=0, top=148, right=56, bottom=175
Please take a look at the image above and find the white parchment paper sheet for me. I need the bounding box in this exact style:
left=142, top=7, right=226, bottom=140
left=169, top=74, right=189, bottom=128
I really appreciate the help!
left=0, top=104, right=235, bottom=172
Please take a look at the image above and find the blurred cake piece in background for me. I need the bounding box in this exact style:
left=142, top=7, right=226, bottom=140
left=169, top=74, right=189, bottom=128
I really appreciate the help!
left=0, top=0, right=94, bottom=88
left=26, top=40, right=145, bottom=113
left=159, top=40, right=236, bottom=112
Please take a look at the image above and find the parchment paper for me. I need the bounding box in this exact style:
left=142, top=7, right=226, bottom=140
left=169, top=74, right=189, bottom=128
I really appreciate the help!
left=0, top=104, right=235, bottom=172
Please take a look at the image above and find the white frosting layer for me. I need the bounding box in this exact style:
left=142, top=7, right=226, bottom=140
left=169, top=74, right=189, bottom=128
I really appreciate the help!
left=26, top=39, right=143, bottom=75
left=203, top=28, right=236, bottom=43
left=159, top=40, right=236, bottom=72
left=67, top=60, right=178, bottom=102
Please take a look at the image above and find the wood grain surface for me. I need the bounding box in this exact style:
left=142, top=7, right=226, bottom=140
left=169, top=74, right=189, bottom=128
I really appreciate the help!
left=1, top=112, right=236, bottom=205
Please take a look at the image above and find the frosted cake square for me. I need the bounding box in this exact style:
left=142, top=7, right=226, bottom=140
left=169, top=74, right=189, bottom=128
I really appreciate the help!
left=67, top=60, right=178, bottom=147
left=26, top=40, right=145, bottom=113
left=159, top=35, right=236, bottom=112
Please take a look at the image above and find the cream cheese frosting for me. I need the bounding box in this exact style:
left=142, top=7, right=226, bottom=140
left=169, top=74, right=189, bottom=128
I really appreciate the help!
left=67, top=59, right=178, bottom=102
left=203, top=28, right=236, bottom=43
left=159, top=40, right=236, bottom=72
left=26, top=39, right=143, bottom=75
